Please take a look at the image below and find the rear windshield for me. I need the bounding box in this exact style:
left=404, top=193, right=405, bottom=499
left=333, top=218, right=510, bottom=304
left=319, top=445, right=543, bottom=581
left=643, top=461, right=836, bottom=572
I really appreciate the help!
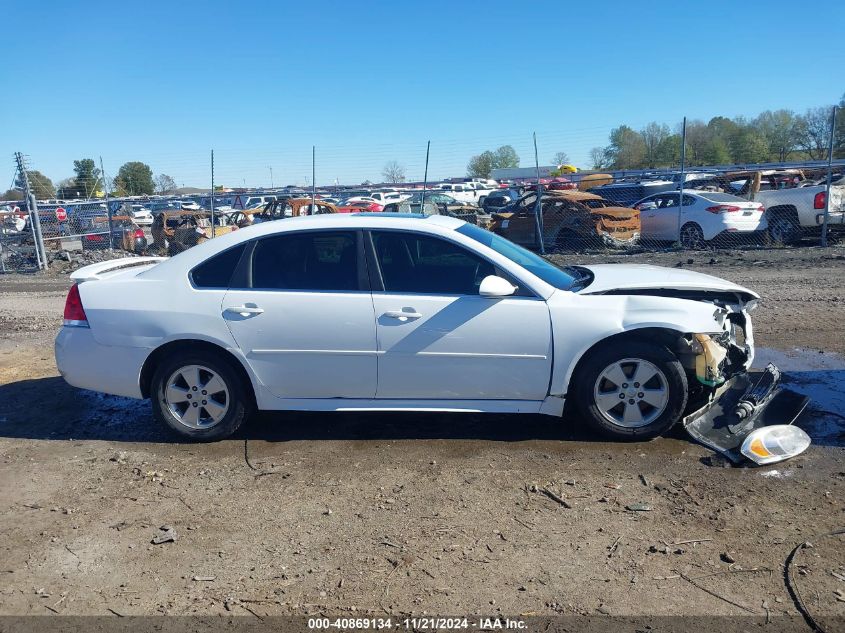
left=456, top=223, right=576, bottom=290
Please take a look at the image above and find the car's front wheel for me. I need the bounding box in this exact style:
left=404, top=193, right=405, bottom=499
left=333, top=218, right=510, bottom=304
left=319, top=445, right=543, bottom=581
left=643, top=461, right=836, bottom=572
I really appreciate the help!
left=151, top=351, right=252, bottom=441
left=572, top=340, right=688, bottom=440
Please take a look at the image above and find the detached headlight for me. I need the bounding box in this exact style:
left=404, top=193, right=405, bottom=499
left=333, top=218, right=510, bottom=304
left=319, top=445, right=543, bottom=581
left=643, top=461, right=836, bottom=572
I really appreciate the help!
left=740, top=425, right=811, bottom=465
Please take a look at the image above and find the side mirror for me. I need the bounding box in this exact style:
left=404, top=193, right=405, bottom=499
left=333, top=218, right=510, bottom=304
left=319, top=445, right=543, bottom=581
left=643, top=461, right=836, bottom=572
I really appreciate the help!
left=479, top=275, right=516, bottom=298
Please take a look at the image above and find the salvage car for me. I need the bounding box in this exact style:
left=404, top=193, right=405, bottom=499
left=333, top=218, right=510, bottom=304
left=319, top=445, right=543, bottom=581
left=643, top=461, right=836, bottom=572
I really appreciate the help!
left=633, top=191, right=767, bottom=248
left=81, top=215, right=147, bottom=253
left=490, top=191, right=640, bottom=250
left=254, top=198, right=338, bottom=221
left=55, top=214, right=809, bottom=464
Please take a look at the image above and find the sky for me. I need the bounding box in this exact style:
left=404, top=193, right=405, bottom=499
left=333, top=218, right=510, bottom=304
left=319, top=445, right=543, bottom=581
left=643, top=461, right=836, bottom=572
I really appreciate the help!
left=2, top=0, right=844, bottom=190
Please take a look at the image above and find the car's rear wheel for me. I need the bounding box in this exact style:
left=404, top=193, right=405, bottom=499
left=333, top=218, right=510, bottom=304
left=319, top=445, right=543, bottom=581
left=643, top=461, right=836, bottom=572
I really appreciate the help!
left=679, top=222, right=706, bottom=249
left=151, top=351, right=251, bottom=441
left=572, top=340, right=688, bottom=440
left=768, top=214, right=801, bottom=245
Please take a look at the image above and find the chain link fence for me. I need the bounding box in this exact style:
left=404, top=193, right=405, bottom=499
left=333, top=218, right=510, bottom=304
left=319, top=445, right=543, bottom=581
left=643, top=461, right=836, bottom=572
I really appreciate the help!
left=3, top=116, right=844, bottom=273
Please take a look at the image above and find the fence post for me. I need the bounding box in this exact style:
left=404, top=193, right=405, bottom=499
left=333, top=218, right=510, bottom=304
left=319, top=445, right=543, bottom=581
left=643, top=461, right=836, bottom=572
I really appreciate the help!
left=14, top=152, right=47, bottom=270
left=533, top=132, right=545, bottom=255
left=210, top=150, right=215, bottom=238
left=678, top=117, right=687, bottom=245
left=821, top=106, right=837, bottom=248
left=100, top=156, right=114, bottom=250
left=420, top=140, right=430, bottom=213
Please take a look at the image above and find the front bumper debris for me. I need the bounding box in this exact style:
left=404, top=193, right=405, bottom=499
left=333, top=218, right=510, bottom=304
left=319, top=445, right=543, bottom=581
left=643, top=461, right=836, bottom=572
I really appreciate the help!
left=683, top=363, right=810, bottom=464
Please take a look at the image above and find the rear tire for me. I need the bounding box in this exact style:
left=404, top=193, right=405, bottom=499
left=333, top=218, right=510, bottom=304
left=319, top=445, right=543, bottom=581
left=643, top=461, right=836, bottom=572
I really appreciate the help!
left=572, top=340, right=688, bottom=440
left=151, top=350, right=252, bottom=441
left=768, top=212, right=801, bottom=245
left=679, top=222, right=706, bottom=250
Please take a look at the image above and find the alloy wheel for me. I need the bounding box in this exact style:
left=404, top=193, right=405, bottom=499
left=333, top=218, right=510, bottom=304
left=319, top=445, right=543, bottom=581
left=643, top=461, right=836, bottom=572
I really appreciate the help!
left=164, top=364, right=230, bottom=429
left=593, top=358, right=670, bottom=428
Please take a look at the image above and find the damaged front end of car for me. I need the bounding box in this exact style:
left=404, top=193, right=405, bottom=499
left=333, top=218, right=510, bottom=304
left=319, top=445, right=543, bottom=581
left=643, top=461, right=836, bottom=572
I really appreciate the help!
left=674, top=300, right=811, bottom=465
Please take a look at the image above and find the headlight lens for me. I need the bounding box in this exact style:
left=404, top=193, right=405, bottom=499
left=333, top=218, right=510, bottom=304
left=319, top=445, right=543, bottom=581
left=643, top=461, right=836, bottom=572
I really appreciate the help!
left=740, top=425, right=811, bottom=465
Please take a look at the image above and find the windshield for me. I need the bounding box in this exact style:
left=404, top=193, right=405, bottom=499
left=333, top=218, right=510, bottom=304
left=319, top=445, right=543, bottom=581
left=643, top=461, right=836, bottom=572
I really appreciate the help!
left=456, top=223, right=577, bottom=290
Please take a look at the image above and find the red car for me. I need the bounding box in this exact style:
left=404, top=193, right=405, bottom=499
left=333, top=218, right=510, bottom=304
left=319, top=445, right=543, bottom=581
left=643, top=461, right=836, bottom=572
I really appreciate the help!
left=336, top=200, right=384, bottom=213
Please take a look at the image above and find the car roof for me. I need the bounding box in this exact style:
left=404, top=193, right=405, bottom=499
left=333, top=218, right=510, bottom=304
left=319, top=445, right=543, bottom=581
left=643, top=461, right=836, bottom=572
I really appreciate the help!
left=542, top=190, right=601, bottom=201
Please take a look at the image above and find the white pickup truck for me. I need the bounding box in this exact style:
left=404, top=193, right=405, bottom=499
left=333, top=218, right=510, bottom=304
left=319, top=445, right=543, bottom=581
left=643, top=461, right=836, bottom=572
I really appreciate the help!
left=755, top=180, right=845, bottom=243
left=434, top=182, right=496, bottom=205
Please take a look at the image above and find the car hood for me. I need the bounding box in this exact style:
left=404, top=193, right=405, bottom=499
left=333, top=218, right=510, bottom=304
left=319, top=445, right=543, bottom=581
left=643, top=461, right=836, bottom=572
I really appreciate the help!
left=577, top=264, right=759, bottom=302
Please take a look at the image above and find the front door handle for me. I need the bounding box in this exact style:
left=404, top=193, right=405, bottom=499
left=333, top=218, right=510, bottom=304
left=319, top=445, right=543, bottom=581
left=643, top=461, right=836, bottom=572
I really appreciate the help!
left=384, top=310, right=422, bottom=320
left=224, top=305, right=265, bottom=317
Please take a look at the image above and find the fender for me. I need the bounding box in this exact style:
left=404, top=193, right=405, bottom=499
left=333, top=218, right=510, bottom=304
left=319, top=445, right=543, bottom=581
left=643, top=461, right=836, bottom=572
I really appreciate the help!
left=547, top=292, right=731, bottom=398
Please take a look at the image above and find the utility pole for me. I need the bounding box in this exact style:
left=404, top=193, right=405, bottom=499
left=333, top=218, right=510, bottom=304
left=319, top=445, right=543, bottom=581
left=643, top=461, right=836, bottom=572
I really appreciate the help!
left=311, top=146, right=316, bottom=211
left=268, top=166, right=274, bottom=189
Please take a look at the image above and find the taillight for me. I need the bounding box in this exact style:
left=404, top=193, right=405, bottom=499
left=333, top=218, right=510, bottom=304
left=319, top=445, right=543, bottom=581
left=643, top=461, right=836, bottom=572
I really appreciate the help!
left=814, top=192, right=826, bottom=209
left=706, top=205, right=741, bottom=214
left=63, top=284, right=89, bottom=327
left=133, top=228, right=145, bottom=239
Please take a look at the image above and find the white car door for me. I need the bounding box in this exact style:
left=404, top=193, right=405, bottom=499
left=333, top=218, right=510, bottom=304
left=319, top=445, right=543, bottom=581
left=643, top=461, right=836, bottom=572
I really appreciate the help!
left=222, top=229, right=378, bottom=399
left=368, top=230, right=553, bottom=401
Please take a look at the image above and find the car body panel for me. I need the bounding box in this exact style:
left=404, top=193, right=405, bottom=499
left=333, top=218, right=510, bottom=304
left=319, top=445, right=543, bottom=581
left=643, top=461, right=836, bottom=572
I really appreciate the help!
left=371, top=293, right=553, bottom=400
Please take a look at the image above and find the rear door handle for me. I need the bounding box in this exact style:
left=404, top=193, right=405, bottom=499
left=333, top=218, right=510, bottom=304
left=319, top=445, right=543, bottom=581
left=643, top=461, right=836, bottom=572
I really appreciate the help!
left=384, top=310, right=422, bottom=320
left=225, top=305, right=265, bottom=317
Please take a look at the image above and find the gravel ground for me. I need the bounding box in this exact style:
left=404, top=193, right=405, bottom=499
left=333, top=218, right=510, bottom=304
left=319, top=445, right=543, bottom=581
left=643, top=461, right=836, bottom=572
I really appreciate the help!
left=0, top=246, right=843, bottom=622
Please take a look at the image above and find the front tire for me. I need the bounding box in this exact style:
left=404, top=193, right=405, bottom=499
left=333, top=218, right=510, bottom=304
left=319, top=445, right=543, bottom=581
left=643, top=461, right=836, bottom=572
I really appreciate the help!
left=572, top=340, right=688, bottom=440
left=151, top=351, right=251, bottom=441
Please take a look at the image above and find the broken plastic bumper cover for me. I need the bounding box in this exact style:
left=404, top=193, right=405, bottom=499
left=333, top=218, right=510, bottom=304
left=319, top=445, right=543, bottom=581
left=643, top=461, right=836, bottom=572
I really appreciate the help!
left=683, top=363, right=811, bottom=464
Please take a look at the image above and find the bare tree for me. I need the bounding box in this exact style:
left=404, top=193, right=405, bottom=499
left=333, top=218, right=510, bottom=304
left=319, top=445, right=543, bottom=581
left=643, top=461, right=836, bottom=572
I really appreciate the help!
left=381, top=161, right=406, bottom=184
left=551, top=151, right=570, bottom=165
left=589, top=147, right=609, bottom=170
left=796, top=107, right=834, bottom=160
left=155, top=173, right=178, bottom=195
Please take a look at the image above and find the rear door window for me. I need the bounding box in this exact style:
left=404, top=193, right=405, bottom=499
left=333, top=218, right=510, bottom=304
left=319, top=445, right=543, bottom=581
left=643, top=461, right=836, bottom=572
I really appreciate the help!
left=192, top=244, right=247, bottom=288
left=251, top=231, right=359, bottom=291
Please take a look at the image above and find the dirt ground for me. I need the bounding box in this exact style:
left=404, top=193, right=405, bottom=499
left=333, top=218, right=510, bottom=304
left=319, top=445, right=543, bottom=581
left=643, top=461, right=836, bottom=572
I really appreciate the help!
left=1, top=245, right=844, bottom=623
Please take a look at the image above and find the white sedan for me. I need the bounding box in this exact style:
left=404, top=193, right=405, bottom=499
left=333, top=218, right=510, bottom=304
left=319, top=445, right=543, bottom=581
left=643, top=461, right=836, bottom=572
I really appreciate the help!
left=56, top=214, right=774, bottom=445
left=634, top=190, right=767, bottom=249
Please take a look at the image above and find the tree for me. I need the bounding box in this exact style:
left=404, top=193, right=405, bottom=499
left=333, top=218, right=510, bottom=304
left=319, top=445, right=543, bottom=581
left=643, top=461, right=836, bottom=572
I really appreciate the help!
left=551, top=151, right=570, bottom=166
left=73, top=158, right=101, bottom=198
left=56, top=177, right=81, bottom=198
left=492, top=145, right=520, bottom=169
left=836, top=93, right=845, bottom=159
left=755, top=109, right=799, bottom=162
left=467, top=145, right=520, bottom=178
left=155, top=173, right=177, bottom=194
left=381, top=161, right=406, bottom=183
left=606, top=125, right=646, bottom=169
left=730, top=127, right=769, bottom=164
left=14, top=169, right=55, bottom=198
left=115, top=162, right=155, bottom=195
left=641, top=122, right=671, bottom=167
left=1, top=188, right=24, bottom=201
left=683, top=120, right=710, bottom=165
left=589, top=147, right=609, bottom=170
left=796, top=106, right=835, bottom=161
left=467, top=150, right=496, bottom=178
